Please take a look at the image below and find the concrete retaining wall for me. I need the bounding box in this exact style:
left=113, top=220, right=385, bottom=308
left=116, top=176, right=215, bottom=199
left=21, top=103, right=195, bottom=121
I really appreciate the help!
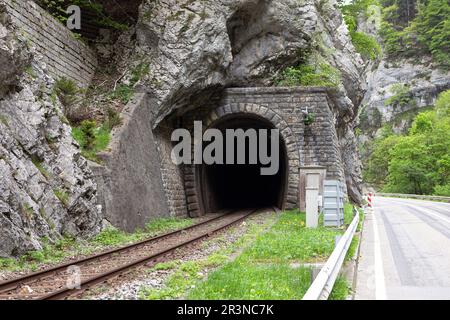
left=93, top=94, right=170, bottom=232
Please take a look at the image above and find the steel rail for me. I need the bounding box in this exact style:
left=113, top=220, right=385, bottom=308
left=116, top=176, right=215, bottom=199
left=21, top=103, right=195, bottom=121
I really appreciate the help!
left=0, top=211, right=232, bottom=294
left=0, top=209, right=259, bottom=300
left=41, top=208, right=258, bottom=300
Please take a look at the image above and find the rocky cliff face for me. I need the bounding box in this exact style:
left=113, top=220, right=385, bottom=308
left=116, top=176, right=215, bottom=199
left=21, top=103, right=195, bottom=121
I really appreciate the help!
left=127, top=0, right=367, bottom=204
left=0, top=7, right=102, bottom=258
left=360, top=58, right=450, bottom=139
left=354, top=4, right=450, bottom=142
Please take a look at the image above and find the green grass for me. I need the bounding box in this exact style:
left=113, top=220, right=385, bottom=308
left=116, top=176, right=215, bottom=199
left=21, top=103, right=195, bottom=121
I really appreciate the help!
left=345, top=236, right=359, bottom=262
left=140, top=254, right=230, bottom=300
left=344, top=203, right=355, bottom=225
left=0, top=237, right=77, bottom=272
left=0, top=217, right=195, bottom=272
left=72, top=123, right=111, bottom=163
left=188, top=262, right=311, bottom=300
left=109, top=84, right=134, bottom=104
left=31, top=157, right=50, bottom=179
left=140, top=213, right=279, bottom=300
left=328, top=276, right=351, bottom=300
left=93, top=217, right=195, bottom=246
left=185, top=210, right=341, bottom=299
left=53, top=188, right=70, bottom=207
left=243, top=210, right=341, bottom=263
left=140, top=209, right=361, bottom=300
left=143, top=210, right=350, bottom=300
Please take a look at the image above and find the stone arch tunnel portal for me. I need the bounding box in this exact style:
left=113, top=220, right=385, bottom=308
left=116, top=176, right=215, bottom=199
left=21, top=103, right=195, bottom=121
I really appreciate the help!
left=197, top=114, right=289, bottom=213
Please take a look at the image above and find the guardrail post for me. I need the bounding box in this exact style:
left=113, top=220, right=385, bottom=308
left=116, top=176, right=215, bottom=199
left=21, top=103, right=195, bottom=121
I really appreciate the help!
left=303, top=208, right=360, bottom=300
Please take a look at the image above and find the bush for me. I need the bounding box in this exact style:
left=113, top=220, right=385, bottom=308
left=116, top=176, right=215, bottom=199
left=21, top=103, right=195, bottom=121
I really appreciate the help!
left=277, top=62, right=341, bottom=87
left=104, top=108, right=122, bottom=130
left=385, top=84, right=414, bottom=107
left=436, top=90, right=450, bottom=117
left=434, top=184, right=450, bottom=196
left=340, top=0, right=382, bottom=61
left=351, top=31, right=382, bottom=60
left=54, top=78, right=91, bottom=124
left=72, top=120, right=111, bottom=162
left=54, top=77, right=78, bottom=106
left=110, top=84, right=134, bottom=104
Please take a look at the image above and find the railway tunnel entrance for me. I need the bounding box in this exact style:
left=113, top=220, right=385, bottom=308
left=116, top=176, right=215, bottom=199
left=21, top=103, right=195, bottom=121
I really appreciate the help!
left=197, top=115, right=288, bottom=213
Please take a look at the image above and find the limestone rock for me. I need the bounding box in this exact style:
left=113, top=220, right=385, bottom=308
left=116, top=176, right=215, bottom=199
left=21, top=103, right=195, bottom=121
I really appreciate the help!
left=131, top=0, right=367, bottom=204
left=361, top=58, right=450, bottom=138
left=0, top=12, right=102, bottom=258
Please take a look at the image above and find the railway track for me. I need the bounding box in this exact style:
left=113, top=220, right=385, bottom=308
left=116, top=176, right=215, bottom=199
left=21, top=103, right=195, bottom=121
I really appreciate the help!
left=0, top=209, right=260, bottom=300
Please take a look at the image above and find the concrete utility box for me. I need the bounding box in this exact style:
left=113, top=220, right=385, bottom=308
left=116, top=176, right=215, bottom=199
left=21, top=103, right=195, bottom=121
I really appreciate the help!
left=323, top=180, right=345, bottom=227
left=299, top=166, right=327, bottom=212
left=306, top=173, right=320, bottom=228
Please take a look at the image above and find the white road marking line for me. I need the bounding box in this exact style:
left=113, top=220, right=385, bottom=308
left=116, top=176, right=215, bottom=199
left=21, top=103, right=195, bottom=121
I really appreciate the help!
left=372, top=206, right=387, bottom=300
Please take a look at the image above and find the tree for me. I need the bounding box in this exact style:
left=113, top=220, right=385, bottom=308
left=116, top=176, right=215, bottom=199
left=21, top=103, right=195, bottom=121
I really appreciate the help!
left=364, top=90, right=450, bottom=195
left=415, top=0, right=450, bottom=68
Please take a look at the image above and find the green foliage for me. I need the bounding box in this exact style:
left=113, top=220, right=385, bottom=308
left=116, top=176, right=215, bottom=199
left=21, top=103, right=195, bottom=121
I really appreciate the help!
left=31, top=156, right=50, bottom=179
left=379, top=0, right=450, bottom=69
left=436, top=89, right=450, bottom=117
left=414, top=0, right=450, bottom=69
left=434, top=183, right=450, bottom=196
left=72, top=121, right=111, bottom=162
left=54, top=77, right=79, bottom=107
left=53, top=188, right=70, bottom=207
left=110, top=84, right=134, bottom=104
left=351, top=31, right=382, bottom=60
left=303, top=113, right=316, bottom=126
left=385, top=83, right=414, bottom=107
left=92, top=227, right=141, bottom=246
left=410, top=111, right=434, bottom=134
left=340, top=0, right=382, bottom=60
left=94, top=217, right=195, bottom=247
left=1, top=217, right=195, bottom=272
left=130, top=63, right=150, bottom=86
left=237, top=210, right=342, bottom=263
left=0, top=236, right=78, bottom=271
left=345, top=236, right=359, bottom=261
left=363, top=127, right=401, bottom=188
left=364, top=89, right=450, bottom=195
left=38, top=0, right=129, bottom=34
left=149, top=260, right=181, bottom=272
left=277, top=63, right=341, bottom=87
left=328, top=276, right=351, bottom=300
left=104, top=107, right=122, bottom=130
left=71, top=107, right=122, bottom=162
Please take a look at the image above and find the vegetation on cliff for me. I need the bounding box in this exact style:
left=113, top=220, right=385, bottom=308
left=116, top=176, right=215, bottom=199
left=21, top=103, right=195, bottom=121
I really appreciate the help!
left=364, top=90, right=450, bottom=195
left=379, top=0, right=450, bottom=69
left=340, top=0, right=382, bottom=61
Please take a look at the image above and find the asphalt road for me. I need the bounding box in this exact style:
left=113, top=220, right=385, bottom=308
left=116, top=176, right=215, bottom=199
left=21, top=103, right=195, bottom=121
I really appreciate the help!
left=355, top=197, right=450, bottom=300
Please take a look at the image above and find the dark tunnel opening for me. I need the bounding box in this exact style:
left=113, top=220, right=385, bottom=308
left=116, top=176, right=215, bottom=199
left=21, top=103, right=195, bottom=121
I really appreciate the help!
left=198, top=115, right=288, bottom=213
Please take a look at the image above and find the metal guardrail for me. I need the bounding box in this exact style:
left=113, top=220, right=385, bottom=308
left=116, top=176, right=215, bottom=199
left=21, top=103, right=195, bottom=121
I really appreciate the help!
left=302, top=208, right=360, bottom=300
left=376, top=193, right=450, bottom=203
